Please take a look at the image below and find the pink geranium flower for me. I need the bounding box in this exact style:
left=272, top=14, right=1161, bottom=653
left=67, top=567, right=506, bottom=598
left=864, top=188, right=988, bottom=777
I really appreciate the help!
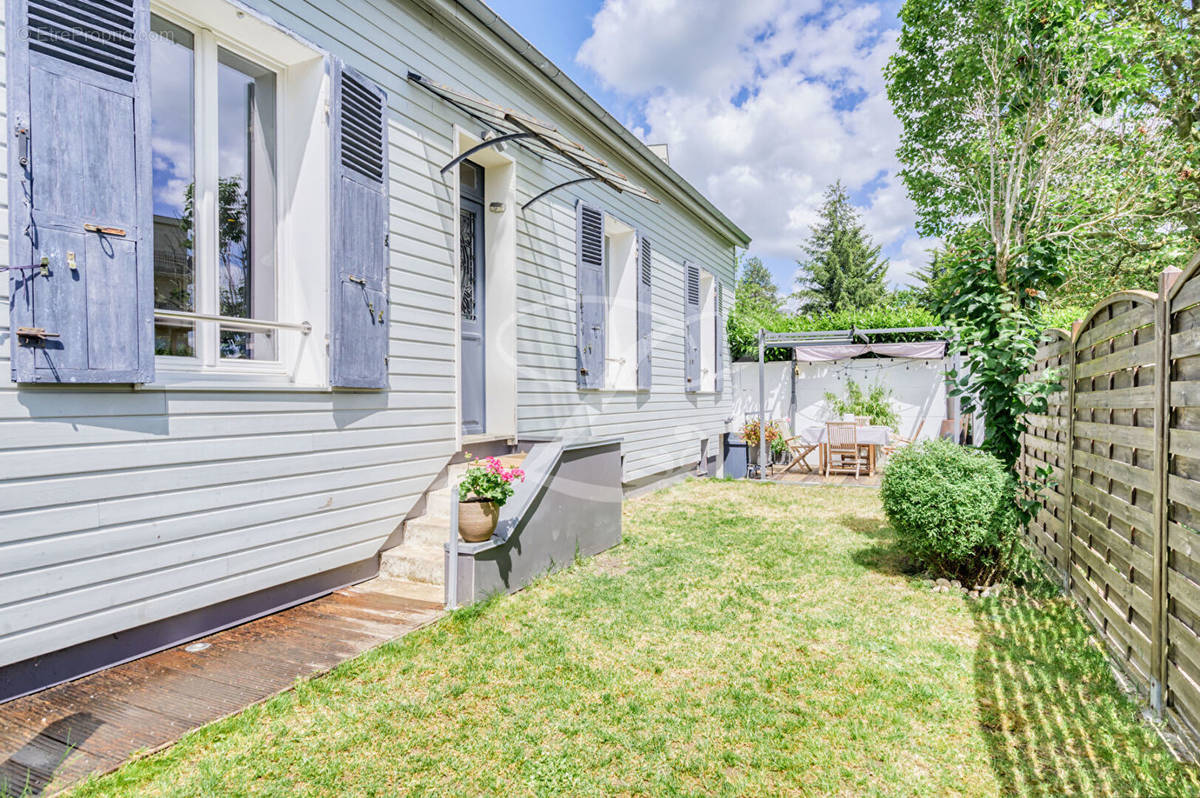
left=458, top=456, right=526, bottom=506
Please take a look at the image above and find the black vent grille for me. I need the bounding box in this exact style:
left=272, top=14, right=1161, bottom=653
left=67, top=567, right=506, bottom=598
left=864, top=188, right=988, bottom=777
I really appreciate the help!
left=686, top=264, right=700, bottom=305
left=341, top=72, right=385, bottom=183
left=640, top=238, right=652, bottom=285
left=580, top=205, right=603, bottom=266
left=28, top=0, right=136, bottom=81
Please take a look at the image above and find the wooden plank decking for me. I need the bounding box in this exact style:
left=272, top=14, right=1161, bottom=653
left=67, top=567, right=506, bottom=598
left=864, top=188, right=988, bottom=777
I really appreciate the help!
left=769, top=470, right=882, bottom=487
left=0, top=579, right=444, bottom=797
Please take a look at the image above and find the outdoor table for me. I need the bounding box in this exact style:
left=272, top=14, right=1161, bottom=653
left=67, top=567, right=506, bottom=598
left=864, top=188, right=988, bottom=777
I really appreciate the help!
left=804, top=425, right=892, bottom=475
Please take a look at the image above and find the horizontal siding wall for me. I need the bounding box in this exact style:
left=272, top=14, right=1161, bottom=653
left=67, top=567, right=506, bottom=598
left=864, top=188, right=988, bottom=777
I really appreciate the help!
left=0, top=0, right=736, bottom=668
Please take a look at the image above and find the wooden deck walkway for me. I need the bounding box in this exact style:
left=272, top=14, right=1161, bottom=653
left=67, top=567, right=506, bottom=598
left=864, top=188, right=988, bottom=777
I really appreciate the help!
left=769, top=470, right=882, bottom=487
left=0, top=578, right=444, bottom=797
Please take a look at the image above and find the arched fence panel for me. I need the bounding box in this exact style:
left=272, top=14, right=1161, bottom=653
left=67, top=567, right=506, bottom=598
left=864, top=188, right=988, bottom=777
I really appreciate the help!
left=1069, top=292, right=1159, bottom=692
left=1167, top=264, right=1200, bottom=742
left=1016, top=263, right=1200, bottom=755
left=1018, top=329, right=1071, bottom=578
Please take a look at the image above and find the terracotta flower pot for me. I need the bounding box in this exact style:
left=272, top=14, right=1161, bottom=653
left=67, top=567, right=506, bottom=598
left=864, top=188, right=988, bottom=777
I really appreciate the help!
left=458, top=498, right=499, bottom=542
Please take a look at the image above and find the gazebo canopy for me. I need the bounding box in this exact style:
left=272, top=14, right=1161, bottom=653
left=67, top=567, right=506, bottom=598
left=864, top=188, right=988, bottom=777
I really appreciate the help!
left=750, top=326, right=953, bottom=478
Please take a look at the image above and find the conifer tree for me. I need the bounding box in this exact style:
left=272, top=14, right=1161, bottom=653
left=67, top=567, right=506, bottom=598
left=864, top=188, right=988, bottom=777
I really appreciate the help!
left=793, top=182, right=888, bottom=313
left=735, top=256, right=780, bottom=312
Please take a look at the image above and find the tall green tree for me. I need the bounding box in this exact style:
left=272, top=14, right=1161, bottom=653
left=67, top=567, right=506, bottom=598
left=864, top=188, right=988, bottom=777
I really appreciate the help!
left=735, top=255, right=780, bottom=312
left=909, top=250, right=950, bottom=312
left=886, top=0, right=1197, bottom=465
left=793, top=182, right=888, bottom=313
left=1114, top=0, right=1200, bottom=238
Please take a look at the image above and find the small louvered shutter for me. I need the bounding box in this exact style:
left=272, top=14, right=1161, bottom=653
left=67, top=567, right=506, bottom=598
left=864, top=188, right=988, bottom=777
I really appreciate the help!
left=636, top=234, right=652, bottom=391
left=714, top=279, right=724, bottom=393
left=8, top=0, right=153, bottom=383
left=684, top=262, right=701, bottom=392
left=330, top=60, right=389, bottom=389
left=576, top=200, right=605, bottom=389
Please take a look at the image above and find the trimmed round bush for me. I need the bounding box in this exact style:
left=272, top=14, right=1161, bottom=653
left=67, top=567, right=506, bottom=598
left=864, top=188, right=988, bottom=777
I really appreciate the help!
left=880, top=438, right=1018, bottom=582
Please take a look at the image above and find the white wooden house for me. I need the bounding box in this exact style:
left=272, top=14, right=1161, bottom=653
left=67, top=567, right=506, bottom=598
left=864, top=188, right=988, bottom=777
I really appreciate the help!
left=0, top=0, right=748, bottom=699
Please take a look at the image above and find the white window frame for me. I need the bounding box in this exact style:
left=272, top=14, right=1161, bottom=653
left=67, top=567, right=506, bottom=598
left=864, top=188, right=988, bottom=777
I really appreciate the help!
left=146, top=0, right=330, bottom=389
left=602, top=213, right=638, bottom=391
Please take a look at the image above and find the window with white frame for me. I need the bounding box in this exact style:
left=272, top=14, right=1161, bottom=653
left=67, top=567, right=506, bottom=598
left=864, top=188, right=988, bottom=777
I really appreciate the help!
left=699, top=268, right=717, bottom=391
left=604, top=214, right=638, bottom=390
left=149, top=3, right=329, bottom=382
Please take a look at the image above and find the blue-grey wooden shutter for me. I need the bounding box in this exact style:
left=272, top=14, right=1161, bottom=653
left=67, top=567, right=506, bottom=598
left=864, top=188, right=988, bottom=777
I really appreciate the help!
left=684, top=262, right=700, bottom=392
left=636, top=234, right=652, bottom=391
left=329, top=59, right=389, bottom=388
left=714, top=279, right=724, bottom=393
left=576, top=200, right=605, bottom=389
left=7, top=0, right=153, bottom=383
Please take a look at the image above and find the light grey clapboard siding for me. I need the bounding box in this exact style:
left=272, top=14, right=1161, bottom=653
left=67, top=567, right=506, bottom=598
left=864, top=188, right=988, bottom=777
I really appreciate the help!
left=0, top=0, right=736, bottom=668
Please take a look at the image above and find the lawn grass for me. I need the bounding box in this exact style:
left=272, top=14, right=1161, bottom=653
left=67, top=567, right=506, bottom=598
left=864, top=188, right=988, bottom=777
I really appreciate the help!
left=68, top=480, right=1199, bottom=796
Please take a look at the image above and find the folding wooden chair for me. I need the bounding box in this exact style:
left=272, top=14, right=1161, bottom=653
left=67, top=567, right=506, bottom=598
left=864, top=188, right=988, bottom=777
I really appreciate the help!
left=782, top=432, right=819, bottom=474
left=826, top=422, right=868, bottom=477
left=883, top=420, right=925, bottom=458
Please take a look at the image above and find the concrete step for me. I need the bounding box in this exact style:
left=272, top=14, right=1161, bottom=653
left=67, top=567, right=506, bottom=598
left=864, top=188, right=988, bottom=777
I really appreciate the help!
left=425, top=486, right=454, bottom=517
left=344, top=577, right=444, bottom=606
left=404, top=513, right=451, bottom=547
left=379, top=544, right=444, bottom=585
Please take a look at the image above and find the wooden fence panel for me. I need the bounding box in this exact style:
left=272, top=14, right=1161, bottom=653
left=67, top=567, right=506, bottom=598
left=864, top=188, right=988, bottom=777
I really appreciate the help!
left=1167, top=272, right=1200, bottom=741
left=1018, top=330, right=1071, bottom=578
left=1017, top=263, right=1200, bottom=752
left=1070, top=293, right=1158, bottom=691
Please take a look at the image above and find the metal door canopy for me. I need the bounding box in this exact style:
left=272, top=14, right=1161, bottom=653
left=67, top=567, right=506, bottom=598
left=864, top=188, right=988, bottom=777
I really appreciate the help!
left=408, top=72, right=658, bottom=210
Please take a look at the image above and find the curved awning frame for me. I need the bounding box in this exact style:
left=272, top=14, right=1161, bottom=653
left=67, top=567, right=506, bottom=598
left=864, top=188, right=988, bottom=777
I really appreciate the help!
left=408, top=71, right=659, bottom=210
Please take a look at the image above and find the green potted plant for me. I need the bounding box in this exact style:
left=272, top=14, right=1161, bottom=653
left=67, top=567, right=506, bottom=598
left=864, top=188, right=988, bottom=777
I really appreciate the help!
left=742, top=419, right=784, bottom=466
left=824, top=380, right=900, bottom=430
left=457, top=456, right=526, bottom=542
left=770, top=432, right=790, bottom=464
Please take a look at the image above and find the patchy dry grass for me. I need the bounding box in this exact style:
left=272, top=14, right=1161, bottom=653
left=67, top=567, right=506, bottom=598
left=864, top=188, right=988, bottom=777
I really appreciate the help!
left=68, top=480, right=1198, bottom=796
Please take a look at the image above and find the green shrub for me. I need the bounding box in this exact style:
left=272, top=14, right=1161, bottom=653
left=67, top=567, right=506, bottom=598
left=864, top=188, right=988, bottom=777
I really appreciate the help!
left=880, top=439, right=1018, bottom=582
left=727, top=301, right=942, bottom=361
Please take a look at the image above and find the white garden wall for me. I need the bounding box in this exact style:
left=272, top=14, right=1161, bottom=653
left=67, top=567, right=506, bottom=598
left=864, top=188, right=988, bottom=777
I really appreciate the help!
left=731, top=357, right=957, bottom=441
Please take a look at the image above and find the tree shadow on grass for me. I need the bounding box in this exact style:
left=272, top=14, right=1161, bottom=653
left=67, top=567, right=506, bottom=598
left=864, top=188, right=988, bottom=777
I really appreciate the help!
left=837, top=514, right=921, bottom=577
left=850, top=543, right=918, bottom=577
left=836, top=513, right=893, bottom=540
left=969, top=596, right=1199, bottom=796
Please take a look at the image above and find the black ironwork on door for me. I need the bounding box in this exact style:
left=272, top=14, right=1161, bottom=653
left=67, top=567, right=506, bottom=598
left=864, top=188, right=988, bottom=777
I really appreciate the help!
left=459, top=160, right=486, bottom=435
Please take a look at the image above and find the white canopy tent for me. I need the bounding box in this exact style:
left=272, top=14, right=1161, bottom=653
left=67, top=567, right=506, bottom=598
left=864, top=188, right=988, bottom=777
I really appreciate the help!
left=752, top=326, right=954, bottom=478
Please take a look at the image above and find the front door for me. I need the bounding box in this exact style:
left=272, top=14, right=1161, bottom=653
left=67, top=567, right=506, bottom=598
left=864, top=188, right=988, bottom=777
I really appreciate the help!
left=459, top=160, right=486, bottom=435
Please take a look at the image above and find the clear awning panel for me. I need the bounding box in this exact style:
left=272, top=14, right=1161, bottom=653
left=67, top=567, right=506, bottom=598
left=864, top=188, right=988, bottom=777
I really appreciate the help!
left=407, top=71, right=658, bottom=209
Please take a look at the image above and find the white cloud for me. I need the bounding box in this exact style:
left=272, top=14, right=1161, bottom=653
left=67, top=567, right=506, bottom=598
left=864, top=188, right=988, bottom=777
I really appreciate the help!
left=888, top=235, right=941, bottom=287
left=576, top=0, right=936, bottom=289
left=576, top=0, right=800, bottom=97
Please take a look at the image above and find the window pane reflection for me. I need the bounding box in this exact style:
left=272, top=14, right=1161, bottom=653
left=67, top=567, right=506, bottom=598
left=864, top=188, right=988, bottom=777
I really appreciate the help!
left=217, top=47, right=277, bottom=360
left=150, top=15, right=195, bottom=357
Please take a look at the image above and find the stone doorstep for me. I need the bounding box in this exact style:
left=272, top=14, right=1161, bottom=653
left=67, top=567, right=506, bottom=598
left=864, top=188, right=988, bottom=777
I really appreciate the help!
left=379, top=545, right=444, bottom=585
left=403, top=514, right=451, bottom=547
left=378, top=450, right=530, bottom=589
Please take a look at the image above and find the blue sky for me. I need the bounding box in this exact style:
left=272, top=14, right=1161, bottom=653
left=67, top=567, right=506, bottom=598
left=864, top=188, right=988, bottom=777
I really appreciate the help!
left=487, top=0, right=932, bottom=298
